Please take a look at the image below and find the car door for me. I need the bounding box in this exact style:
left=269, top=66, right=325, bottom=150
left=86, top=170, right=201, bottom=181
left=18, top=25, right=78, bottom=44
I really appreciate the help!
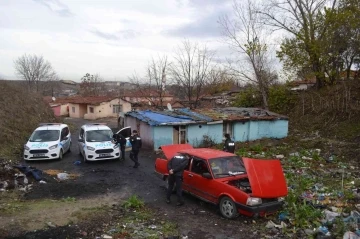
left=78, top=128, right=85, bottom=155
left=188, top=157, right=218, bottom=203
left=63, top=126, right=71, bottom=152
left=60, top=127, right=69, bottom=152
left=116, top=126, right=131, bottom=149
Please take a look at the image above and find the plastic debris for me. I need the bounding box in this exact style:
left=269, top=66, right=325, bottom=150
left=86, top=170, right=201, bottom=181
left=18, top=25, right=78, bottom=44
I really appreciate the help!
left=276, top=155, right=285, bottom=159
left=57, top=173, right=69, bottom=180
left=323, top=209, right=340, bottom=223
left=278, top=212, right=289, bottom=221
left=73, top=160, right=81, bottom=165
left=318, top=226, right=331, bottom=236
left=265, top=220, right=287, bottom=229
left=343, top=231, right=360, bottom=239
left=39, top=180, right=47, bottom=184
left=101, top=235, right=112, bottom=239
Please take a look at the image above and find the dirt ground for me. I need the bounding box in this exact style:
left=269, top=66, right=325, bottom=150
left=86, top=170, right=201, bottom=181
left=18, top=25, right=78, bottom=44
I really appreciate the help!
left=0, top=118, right=270, bottom=239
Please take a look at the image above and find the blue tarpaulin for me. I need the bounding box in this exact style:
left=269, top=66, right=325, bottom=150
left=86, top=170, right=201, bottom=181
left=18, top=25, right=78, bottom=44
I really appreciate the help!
left=125, top=109, right=212, bottom=126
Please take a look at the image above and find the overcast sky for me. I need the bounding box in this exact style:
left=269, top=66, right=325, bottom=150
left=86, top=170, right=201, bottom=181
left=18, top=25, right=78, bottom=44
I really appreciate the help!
left=0, top=0, right=243, bottom=81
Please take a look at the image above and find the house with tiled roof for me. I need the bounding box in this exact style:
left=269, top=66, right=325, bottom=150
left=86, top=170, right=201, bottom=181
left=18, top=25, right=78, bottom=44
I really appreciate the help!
left=66, top=96, right=132, bottom=120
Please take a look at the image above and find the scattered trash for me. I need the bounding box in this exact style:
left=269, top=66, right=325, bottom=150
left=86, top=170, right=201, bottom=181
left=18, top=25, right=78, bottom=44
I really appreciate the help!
left=39, top=180, right=46, bottom=184
left=323, top=209, right=340, bottom=223
left=73, top=160, right=81, bottom=165
left=276, top=155, right=285, bottom=159
left=46, top=222, right=57, bottom=228
left=148, top=225, right=157, bottom=229
left=343, top=231, right=360, bottom=239
left=101, top=234, right=112, bottom=239
left=57, top=173, right=69, bottom=180
left=265, top=220, right=287, bottom=229
left=318, top=226, right=331, bottom=236
left=13, top=165, right=43, bottom=181
left=278, top=212, right=289, bottom=221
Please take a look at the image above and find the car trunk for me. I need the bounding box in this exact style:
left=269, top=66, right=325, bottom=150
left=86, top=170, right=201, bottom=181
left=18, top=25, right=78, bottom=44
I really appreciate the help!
left=242, top=157, right=288, bottom=198
left=160, top=144, right=193, bottom=160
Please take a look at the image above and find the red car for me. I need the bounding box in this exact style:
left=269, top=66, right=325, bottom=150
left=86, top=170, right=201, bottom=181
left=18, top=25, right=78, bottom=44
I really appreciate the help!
left=155, top=144, right=288, bottom=219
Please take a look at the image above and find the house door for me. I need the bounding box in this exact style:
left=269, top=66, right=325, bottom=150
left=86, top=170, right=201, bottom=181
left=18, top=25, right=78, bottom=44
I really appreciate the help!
left=223, top=122, right=233, bottom=138
left=173, top=126, right=187, bottom=144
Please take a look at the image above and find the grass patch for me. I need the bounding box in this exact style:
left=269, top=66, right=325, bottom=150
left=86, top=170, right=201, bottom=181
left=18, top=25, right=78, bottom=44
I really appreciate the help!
left=122, top=195, right=144, bottom=210
left=71, top=205, right=110, bottom=221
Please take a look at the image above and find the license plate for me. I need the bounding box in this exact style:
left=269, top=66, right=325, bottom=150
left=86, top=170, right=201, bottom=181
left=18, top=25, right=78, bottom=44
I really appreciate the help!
left=99, top=153, right=111, bottom=157
left=33, top=154, right=45, bottom=157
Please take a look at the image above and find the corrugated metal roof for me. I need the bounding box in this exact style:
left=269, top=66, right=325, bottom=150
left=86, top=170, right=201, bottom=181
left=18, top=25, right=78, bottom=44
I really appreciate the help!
left=125, top=109, right=212, bottom=126
left=196, top=107, right=288, bottom=121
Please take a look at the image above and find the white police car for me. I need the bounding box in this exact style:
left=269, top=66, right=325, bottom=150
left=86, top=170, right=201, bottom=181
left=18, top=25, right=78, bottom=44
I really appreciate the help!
left=24, top=123, right=71, bottom=161
left=78, top=123, right=121, bottom=162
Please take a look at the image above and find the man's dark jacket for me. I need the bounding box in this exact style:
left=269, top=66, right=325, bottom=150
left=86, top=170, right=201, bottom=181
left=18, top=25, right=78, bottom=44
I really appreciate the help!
left=167, top=155, right=188, bottom=176
left=130, top=135, right=142, bottom=150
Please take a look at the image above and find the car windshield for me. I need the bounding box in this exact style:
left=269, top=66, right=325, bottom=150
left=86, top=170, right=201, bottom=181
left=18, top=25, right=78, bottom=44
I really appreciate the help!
left=29, top=130, right=60, bottom=142
left=209, top=156, right=246, bottom=178
left=86, top=130, right=113, bottom=142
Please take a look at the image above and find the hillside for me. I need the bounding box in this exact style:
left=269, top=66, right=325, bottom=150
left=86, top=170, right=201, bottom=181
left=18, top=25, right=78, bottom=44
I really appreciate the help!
left=0, top=82, right=57, bottom=162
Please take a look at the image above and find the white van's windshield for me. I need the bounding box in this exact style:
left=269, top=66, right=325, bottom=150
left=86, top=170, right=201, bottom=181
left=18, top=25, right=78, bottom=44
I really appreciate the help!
left=29, top=130, right=60, bottom=142
left=86, top=130, right=113, bottom=142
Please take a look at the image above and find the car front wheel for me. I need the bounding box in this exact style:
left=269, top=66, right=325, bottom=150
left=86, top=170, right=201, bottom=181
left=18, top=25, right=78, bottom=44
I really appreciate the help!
left=83, top=152, right=88, bottom=163
left=219, top=196, right=239, bottom=219
left=58, top=149, right=63, bottom=160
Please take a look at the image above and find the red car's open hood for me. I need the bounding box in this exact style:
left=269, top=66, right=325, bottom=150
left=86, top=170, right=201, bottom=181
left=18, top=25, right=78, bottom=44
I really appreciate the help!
left=160, top=144, right=193, bottom=160
left=242, top=157, right=288, bottom=198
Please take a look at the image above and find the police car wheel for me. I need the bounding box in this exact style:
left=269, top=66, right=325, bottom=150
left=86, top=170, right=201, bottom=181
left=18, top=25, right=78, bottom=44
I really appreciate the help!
left=83, top=153, right=88, bottom=163
left=58, top=150, right=63, bottom=160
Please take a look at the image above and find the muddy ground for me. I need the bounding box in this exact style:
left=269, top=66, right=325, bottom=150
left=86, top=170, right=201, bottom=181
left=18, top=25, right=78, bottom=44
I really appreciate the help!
left=0, top=118, right=272, bottom=239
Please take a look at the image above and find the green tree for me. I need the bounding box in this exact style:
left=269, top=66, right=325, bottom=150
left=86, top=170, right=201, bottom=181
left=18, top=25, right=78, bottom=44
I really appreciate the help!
left=262, top=0, right=338, bottom=89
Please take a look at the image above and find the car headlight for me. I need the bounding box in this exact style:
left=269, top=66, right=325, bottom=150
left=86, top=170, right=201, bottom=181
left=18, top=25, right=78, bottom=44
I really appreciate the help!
left=24, top=145, right=30, bottom=151
left=113, top=143, right=119, bottom=149
left=246, top=197, right=262, bottom=206
left=49, top=144, right=58, bottom=150
left=86, top=146, right=95, bottom=151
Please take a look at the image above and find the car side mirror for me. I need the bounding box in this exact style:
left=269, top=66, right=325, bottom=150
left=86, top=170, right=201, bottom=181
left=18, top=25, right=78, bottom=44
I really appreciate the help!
left=202, top=172, right=212, bottom=179
left=62, top=136, right=68, bottom=141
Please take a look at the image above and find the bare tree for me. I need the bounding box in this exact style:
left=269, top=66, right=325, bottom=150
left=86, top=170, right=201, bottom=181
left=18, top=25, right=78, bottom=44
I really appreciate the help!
left=170, top=40, right=215, bottom=109
left=129, top=56, right=170, bottom=108
left=80, top=73, right=106, bottom=96
left=219, top=0, right=275, bottom=109
left=14, top=54, right=57, bottom=92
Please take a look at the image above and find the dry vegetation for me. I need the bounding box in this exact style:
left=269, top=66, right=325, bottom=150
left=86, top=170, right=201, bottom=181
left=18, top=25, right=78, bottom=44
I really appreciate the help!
left=0, top=81, right=57, bottom=162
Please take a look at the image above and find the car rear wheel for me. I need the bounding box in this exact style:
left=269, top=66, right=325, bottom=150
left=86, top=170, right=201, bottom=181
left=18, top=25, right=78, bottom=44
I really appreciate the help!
left=219, top=196, right=239, bottom=219
left=58, top=150, right=63, bottom=160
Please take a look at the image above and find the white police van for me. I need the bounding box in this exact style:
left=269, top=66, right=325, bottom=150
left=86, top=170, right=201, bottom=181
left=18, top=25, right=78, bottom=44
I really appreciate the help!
left=24, top=123, right=71, bottom=161
left=78, top=123, right=128, bottom=162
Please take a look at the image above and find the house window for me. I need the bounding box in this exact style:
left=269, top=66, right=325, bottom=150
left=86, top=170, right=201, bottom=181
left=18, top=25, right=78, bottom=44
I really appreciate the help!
left=113, top=105, right=122, bottom=114
left=89, top=107, right=94, bottom=113
left=72, top=107, right=75, bottom=113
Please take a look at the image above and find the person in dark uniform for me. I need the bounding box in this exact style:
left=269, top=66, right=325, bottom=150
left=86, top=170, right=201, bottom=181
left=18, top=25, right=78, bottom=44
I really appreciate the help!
left=223, top=133, right=235, bottom=153
left=166, top=154, right=189, bottom=206
left=113, top=132, right=127, bottom=160
left=129, top=130, right=142, bottom=168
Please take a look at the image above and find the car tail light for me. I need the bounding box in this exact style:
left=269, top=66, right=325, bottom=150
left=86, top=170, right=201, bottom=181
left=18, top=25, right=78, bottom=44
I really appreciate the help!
left=246, top=197, right=262, bottom=206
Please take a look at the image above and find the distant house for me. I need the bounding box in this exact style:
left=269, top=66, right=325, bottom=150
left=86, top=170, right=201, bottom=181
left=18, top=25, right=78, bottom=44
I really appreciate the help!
left=67, top=96, right=132, bottom=120
left=124, top=107, right=288, bottom=150
left=43, top=96, right=69, bottom=117
left=290, top=78, right=316, bottom=91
